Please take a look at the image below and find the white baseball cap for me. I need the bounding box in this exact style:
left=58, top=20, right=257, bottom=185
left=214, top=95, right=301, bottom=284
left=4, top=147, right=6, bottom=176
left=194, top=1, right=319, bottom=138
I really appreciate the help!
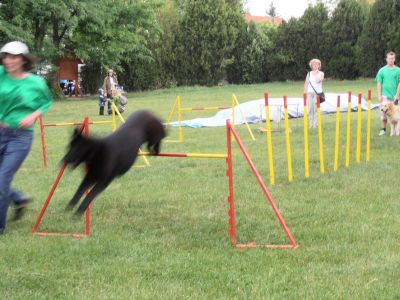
left=1, top=41, right=30, bottom=55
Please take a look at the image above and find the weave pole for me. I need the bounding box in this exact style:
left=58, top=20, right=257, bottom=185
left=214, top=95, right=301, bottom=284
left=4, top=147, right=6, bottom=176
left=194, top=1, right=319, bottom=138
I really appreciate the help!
left=356, top=93, right=362, bottom=163
left=366, top=90, right=371, bottom=162
left=346, top=91, right=352, bottom=167
left=303, top=93, right=310, bottom=178
left=283, top=96, right=293, bottom=182
left=264, top=93, right=275, bottom=185
left=317, top=96, right=325, bottom=174
left=334, top=95, right=341, bottom=172
left=32, top=117, right=91, bottom=238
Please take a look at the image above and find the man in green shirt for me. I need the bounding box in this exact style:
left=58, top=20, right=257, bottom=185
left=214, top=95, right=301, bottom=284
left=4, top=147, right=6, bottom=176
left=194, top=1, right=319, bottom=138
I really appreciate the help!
left=375, top=51, right=400, bottom=136
left=0, top=41, right=52, bottom=235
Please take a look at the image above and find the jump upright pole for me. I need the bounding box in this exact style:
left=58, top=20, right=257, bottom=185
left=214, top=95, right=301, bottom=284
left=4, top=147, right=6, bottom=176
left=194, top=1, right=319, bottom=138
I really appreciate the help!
left=32, top=117, right=91, bottom=238
left=39, top=116, right=47, bottom=168
left=227, top=119, right=298, bottom=249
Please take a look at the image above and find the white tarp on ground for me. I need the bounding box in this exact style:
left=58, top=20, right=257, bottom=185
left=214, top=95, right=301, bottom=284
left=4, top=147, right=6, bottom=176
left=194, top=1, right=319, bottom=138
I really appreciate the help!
left=168, top=93, right=379, bottom=128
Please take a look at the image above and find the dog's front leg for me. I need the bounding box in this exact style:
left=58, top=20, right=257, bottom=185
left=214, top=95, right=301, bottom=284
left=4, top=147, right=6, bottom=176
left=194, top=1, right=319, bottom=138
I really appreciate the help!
left=74, top=179, right=111, bottom=216
left=390, top=122, right=395, bottom=136
left=66, top=176, right=94, bottom=211
left=396, top=122, right=400, bottom=136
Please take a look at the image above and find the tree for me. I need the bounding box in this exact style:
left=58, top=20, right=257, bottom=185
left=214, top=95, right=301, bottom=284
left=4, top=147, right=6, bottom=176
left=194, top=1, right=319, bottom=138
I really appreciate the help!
left=176, top=0, right=240, bottom=86
left=266, top=1, right=277, bottom=25
left=269, top=3, right=329, bottom=81
left=325, top=0, right=367, bottom=79
left=358, top=0, right=400, bottom=77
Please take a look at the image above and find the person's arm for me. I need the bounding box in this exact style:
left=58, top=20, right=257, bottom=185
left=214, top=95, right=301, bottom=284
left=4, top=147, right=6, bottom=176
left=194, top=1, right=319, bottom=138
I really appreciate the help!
left=304, top=73, right=309, bottom=94
left=102, top=77, right=107, bottom=93
left=19, top=110, right=42, bottom=128
left=317, top=71, right=324, bottom=83
left=394, top=82, right=400, bottom=104
left=377, top=83, right=383, bottom=102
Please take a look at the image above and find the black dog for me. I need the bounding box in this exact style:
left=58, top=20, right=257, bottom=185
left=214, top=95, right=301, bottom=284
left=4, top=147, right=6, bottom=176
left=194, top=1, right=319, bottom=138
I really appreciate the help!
left=63, top=110, right=166, bottom=215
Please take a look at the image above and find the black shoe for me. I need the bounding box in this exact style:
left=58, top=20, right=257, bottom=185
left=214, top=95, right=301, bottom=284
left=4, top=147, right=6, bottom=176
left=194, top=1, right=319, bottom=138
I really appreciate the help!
left=13, top=197, right=32, bottom=221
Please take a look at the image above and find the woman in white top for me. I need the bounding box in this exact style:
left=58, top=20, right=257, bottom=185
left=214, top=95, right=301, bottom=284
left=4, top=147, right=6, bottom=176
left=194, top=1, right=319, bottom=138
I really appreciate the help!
left=304, top=58, right=324, bottom=128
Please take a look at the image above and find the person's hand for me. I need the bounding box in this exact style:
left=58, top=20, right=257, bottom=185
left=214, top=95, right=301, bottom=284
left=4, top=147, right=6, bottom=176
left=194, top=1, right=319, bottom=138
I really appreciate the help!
left=378, top=95, right=383, bottom=103
left=19, top=112, right=39, bottom=128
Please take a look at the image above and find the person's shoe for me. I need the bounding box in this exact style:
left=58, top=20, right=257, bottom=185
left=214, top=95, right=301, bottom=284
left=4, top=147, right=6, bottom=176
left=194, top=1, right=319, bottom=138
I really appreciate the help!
left=379, top=129, right=386, bottom=136
left=13, top=197, right=32, bottom=221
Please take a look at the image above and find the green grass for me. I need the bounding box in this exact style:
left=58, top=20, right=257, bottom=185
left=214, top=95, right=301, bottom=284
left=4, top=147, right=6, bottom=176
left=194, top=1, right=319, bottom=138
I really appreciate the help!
left=1, top=79, right=399, bottom=299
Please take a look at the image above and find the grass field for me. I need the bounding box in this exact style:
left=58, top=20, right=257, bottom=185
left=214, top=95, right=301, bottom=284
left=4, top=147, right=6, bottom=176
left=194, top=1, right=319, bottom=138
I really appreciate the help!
left=1, top=79, right=399, bottom=299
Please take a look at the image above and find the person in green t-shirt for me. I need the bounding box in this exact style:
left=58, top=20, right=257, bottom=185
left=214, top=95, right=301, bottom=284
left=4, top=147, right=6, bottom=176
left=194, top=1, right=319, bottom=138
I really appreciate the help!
left=375, top=51, right=400, bottom=136
left=0, top=41, right=52, bottom=235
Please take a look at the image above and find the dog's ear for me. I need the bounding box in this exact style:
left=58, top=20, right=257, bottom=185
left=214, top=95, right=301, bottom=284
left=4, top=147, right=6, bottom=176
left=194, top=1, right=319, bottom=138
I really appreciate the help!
left=73, top=127, right=82, bottom=137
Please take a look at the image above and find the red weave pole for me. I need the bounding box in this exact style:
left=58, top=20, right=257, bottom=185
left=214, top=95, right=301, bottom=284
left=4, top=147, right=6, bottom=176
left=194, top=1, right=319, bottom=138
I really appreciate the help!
left=337, top=95, right=340, bottom=107
left=358, top=93, right=362, bottom=104
left=368, top=89, right=371, bottom=100
left=39, top=115, right=47, bottom=168
left=348, top=91, right=351, bottom=103
left=229, top=123, right=298, bottom=248
left=84, top=117, right=91, bottom=236
left=32, top=121, right=87, bottom=234
left=225, top=120, right=236, bottom=244
left=317, top=95, right=321, bottom=108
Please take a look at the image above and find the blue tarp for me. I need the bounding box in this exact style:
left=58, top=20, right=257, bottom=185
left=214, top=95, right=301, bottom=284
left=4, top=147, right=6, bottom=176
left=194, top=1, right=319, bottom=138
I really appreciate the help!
left=168, top=93, right=379, bottom=128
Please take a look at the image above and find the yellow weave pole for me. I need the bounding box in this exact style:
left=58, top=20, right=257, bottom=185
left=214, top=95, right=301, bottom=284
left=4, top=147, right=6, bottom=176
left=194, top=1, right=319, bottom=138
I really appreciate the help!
left=334, top=95, right=341, bottom=172
left=303, top=93, right=309, bottom=178
left=356, top=93, right=362, bottom=163
left=232, top=94, right=256, bottom=141
left=264, top=93, right=275, bottom=185
left=317, top=96, right=325, bottom=174
left=283, top=96, right=293, bottom=182
left=111, top=102, right=150, bottom=166
left=345, top=91, right=351, bottom=168
left=366, top=90, right=371, bottom=162
left=177, top=96, right=183, bottom=143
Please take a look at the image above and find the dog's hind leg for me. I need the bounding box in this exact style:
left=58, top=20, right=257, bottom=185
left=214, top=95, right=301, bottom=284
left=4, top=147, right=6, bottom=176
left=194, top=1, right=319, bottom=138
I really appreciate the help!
left=74, top=179, right=111, bottom=216
left=65, top=176, right=95, bottom=211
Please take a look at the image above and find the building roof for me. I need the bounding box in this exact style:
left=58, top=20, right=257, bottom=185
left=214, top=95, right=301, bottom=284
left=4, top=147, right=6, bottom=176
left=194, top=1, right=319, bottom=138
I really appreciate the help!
left=245, top=14, right=283, bottom=26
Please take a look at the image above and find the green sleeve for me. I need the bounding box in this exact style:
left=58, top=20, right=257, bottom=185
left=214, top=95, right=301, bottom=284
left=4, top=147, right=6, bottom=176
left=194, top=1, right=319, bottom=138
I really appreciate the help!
left=35, top=79, right=53, bottom=114
left=375, top=68, right=383, bottom=83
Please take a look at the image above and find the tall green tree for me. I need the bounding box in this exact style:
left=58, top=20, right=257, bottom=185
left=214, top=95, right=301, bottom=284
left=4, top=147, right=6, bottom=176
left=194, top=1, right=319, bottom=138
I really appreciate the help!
left=176, top=0, right=239, bottom=85
left=358, top=0, right=400, bottom=77
left=269, top=3, right=329, bottom=81
left=325, top=0, right=367, bottom=79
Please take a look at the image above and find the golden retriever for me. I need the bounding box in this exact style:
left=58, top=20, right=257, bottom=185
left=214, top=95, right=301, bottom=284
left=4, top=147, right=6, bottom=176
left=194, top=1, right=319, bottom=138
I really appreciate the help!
left=380, top=101, right=400, bottom=136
